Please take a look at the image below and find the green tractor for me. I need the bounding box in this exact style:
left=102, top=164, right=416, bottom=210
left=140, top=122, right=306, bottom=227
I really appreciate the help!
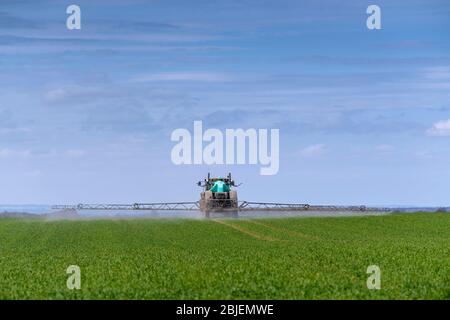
left=198, top=173, right=238, bottom=217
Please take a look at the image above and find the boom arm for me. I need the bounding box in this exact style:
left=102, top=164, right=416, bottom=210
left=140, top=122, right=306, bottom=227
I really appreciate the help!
left=52, top=202, right=200, bottom=211
left=52, top=201, right=389, bottom=212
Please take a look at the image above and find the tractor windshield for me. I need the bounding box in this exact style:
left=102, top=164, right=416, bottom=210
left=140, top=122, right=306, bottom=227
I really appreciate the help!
left=210, top=181, right=230, bottom=193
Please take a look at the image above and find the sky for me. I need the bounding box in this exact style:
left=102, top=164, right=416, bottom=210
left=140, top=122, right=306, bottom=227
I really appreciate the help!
left=0, top=0, right=450, bottom=206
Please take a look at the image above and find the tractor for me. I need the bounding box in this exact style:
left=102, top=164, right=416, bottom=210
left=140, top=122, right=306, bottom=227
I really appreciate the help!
left=198, top=173, right=238, bottom=217
left=53, top=173, right=389, bottom=217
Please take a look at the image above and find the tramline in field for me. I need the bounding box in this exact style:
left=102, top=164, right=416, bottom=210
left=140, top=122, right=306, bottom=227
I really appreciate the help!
left=52, top=173, right=390, bottom=217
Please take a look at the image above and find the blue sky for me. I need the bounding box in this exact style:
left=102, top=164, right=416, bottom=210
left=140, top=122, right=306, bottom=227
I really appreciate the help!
left=0, top=0, right=450, bottom=206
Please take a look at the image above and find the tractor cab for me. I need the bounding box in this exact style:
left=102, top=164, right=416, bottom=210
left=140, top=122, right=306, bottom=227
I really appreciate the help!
left=210, top=180, right=230, bottom=193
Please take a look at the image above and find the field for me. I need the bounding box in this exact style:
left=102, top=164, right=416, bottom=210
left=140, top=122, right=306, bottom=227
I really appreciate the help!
left=0, top=213, right=449, bottom=299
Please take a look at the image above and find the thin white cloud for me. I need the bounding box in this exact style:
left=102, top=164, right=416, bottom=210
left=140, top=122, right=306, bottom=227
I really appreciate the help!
left=298, top=144, right=327, bottom=157
left=423, top=66, right=450, bottom=80
left=415, top=150, right=433, bottom=160
left=132, top=72, right=231, bottom=82
left=65, top=149, right=86, bottom=157
left=0, top=127, right=31, bottom=134
left=420, top=66, right=450, bottom=89
left=0, top=148, right=31, bottom=158
left=376, top=144, right=395, bottom=152
left=426, top=119, right=450, bottom=136
left=44, top=86, right=103, bottom=104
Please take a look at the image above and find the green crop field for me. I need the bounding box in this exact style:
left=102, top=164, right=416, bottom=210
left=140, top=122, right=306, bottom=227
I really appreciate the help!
left=0, top=213, right=449, bottom=299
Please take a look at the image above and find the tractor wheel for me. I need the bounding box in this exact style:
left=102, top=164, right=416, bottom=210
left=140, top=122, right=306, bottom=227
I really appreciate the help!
left=204, top=191, right=213, bottom=200
left=229, top=190, right=238, bottom=209
left=204, top=191, right=213, bottom=211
